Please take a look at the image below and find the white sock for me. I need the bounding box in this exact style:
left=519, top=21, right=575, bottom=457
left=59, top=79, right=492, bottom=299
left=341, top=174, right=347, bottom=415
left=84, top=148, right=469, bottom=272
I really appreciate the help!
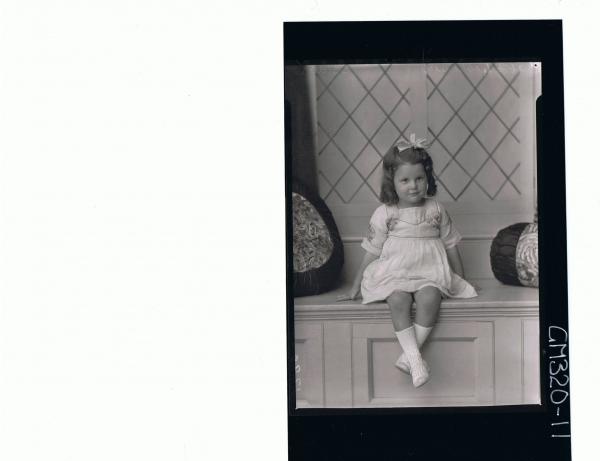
left=397, top=323, right=433, bottom=371
left=395, top=326, right=429, bottom=387
left=414, top=323, right=433, bottom=348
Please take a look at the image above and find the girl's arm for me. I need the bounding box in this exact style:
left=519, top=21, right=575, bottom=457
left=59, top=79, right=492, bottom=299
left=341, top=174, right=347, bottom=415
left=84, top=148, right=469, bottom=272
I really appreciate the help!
left=338, top=204, right=388, bottom=301
left=447, top=246, right=480, bottom=291
left=439, top=203, right=479, bottom=290
left=337, top=251, right=378, bottom=301
left=446, top=246, right=465, bottom=278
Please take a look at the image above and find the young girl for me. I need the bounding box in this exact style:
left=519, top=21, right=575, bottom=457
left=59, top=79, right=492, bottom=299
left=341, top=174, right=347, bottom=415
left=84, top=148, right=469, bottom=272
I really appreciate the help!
left=337, top=135, right=477, bottom=388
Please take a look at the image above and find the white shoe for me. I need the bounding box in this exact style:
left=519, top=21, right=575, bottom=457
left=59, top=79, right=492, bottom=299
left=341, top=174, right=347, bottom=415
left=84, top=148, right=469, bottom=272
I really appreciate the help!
left=395, top=355, right=430, bottom=375
left=394, top=356, right=411, bottom=374
left=410, top=360, right=430, bottom=388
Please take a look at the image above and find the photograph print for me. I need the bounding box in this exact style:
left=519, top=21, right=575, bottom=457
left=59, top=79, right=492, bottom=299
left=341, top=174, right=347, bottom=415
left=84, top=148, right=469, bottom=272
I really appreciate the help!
left=288, top=59, right=541, bottom=408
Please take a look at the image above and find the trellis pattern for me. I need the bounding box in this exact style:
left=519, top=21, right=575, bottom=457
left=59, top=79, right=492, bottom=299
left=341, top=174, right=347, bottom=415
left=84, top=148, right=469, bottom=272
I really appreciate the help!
left=316, top=64, right=414, bottom=204
left=427, top=63, right=522, bottom=202
left=316, top=63, right=532, bottom=206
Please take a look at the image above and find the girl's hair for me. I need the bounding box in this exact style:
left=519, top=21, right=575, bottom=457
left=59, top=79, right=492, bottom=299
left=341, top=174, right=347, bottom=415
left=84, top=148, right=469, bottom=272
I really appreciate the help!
left=379, top=144, right=437, bottom=205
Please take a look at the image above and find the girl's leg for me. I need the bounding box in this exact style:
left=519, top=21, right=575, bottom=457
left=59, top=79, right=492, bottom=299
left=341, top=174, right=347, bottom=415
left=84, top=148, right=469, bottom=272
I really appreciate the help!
left=387, top=290, right=429, bottom=387
left=396, top=286, right=441, bottom=373
left=414, top=286, right=442, bottom=327
left=386, top=290, right=413, bottom=332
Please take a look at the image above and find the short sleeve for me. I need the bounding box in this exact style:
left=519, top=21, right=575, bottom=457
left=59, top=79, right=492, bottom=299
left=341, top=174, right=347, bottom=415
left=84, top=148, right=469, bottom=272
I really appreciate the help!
left=437, top=201, right=461, bottom=249
left=361, top=206, right=389, bottom=256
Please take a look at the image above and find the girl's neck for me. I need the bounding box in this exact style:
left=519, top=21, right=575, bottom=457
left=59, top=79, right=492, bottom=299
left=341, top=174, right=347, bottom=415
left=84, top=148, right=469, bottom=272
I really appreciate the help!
left=396, top=198, right=426, bottom=209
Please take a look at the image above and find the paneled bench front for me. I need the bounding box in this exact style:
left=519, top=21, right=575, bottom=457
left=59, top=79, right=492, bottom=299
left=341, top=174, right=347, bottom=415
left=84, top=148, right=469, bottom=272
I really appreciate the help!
left=294, top=279, right=540, bottom=408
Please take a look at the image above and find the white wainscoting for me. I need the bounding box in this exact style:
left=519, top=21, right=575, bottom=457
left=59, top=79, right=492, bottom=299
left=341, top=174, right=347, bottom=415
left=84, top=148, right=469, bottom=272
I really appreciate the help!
left=294, top=323, right=324, bottom=408
left=352, top=321, right=494, bottom=407
left=294, top=280, right=540, bottom=408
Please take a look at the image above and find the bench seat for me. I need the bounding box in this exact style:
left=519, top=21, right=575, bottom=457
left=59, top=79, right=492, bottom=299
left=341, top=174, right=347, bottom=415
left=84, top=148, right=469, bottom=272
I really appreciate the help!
left=295, top=278, right=538, bottom=312
left=294, top=279, right=539, bottom=319
left=293, top=279, right=540, bottom=408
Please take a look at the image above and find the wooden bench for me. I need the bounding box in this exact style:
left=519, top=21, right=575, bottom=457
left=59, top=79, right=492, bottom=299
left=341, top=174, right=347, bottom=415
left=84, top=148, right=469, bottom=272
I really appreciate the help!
left=294, top=247, right=540, bottom=408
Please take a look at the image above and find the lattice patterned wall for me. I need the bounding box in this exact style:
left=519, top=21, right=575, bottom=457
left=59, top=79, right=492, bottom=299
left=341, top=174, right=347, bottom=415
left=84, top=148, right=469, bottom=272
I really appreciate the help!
left=315, top=63, right=539, bottom=220
left=316, top=64, right=419, bottom=205
left=427, top=63, right=530, bottom=203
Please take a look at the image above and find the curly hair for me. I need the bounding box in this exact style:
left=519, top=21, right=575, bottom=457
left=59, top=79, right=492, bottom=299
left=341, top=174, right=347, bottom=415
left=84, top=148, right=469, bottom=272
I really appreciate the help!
left=379, top=144, right=437, bottom=205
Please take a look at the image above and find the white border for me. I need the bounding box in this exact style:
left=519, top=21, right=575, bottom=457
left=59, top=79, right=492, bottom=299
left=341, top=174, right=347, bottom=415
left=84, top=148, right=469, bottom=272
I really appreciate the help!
left=0, top=2, right=597, bottom=460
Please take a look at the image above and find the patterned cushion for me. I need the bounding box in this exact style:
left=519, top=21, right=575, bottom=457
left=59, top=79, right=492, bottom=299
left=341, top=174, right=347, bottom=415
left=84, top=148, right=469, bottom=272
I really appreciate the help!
left=515, top=223, right=539, bottom=287
left=293, top=193, right=334, bottom=272
left=292, top=180, right=344, bottom=296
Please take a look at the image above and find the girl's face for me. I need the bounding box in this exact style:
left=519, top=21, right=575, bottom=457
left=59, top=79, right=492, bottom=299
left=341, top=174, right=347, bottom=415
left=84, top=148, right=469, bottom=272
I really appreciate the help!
left=393, top=163, right=427, bottom=207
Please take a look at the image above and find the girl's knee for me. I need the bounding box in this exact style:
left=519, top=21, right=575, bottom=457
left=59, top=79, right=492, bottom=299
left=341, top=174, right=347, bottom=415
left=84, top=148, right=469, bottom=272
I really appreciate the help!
left=416, top=286, right=442, bottom=304
left=415, top=288, right=441, bottom=325
left=387, top=290, right=413, bottom=309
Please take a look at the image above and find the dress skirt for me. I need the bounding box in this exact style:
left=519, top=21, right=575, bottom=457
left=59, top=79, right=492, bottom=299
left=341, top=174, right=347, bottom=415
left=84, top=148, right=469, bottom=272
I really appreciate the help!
left=361, top=236, right=477, bottom=304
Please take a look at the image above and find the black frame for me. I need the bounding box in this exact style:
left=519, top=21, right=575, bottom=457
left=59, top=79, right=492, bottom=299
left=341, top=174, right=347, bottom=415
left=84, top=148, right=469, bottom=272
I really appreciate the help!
left=285, top=21, right=569, bottom=461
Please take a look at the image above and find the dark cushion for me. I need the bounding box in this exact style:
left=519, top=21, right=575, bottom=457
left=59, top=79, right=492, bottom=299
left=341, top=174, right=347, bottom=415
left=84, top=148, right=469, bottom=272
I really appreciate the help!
left=490, top=222, right=538, bottom=287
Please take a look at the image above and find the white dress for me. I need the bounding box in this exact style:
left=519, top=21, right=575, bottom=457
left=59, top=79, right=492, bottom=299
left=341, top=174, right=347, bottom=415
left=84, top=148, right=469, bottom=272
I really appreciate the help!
left=360, top=198, right=477, bottom=304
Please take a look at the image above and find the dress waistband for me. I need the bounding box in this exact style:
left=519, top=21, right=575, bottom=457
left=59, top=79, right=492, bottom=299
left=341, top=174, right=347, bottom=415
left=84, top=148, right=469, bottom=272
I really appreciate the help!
left=388, top=235, right=439, bottom=240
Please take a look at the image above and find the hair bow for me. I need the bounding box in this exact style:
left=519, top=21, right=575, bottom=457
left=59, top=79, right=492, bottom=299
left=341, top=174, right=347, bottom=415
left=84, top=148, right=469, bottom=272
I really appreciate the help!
left=395, top=133, right=430, bottom=152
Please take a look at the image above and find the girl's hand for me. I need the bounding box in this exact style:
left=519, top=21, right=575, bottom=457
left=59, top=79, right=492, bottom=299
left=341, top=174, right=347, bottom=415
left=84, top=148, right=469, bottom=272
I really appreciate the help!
left=336, top=284, right=362, bottom=302
left=469, top=280, right=481, bottom=292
